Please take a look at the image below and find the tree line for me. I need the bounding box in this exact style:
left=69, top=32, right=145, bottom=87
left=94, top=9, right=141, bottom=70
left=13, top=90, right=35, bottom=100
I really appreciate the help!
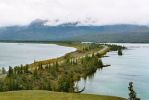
left=0, top=43, right=125, bottom=92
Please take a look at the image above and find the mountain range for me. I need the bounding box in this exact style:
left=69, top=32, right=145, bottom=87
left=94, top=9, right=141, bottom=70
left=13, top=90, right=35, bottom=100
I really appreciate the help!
left=0, top=19, right=149, bottom=43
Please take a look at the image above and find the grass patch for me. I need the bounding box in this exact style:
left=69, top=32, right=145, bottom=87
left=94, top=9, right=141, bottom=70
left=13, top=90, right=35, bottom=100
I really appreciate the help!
left=0, top=90, right=126, bottom=100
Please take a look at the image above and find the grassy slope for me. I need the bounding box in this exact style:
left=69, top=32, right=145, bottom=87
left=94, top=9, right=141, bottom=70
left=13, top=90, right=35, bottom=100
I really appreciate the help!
left=0, top=90, right=126, bottom=100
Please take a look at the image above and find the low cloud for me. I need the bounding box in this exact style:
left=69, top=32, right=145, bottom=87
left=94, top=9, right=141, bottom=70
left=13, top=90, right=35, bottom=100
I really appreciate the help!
left=0, top=0, right=149, bottom=26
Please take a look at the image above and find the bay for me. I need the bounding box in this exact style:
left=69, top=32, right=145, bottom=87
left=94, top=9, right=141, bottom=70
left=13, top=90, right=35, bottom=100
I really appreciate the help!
left=78, top=43, right=149, bottom=100
left=0, top=43, right=76, bottom=69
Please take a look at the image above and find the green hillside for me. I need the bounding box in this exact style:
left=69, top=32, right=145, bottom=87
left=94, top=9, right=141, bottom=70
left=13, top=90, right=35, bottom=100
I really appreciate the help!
left=0, top=90, right=126, bottom=100
left=0, top=23, right=149, bottom=43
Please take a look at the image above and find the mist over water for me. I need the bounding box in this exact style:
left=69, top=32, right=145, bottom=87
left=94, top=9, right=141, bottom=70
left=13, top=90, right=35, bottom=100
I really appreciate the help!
left=78, top=43, right=149, bottom=100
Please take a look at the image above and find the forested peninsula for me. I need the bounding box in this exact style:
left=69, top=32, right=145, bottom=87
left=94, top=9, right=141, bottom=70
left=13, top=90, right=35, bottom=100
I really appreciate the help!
left=0, top=42, right=125, bottom=93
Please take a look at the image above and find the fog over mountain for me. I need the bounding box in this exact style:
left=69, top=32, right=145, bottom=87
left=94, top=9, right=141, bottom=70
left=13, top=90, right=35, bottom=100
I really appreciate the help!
left=1, top=0, right=149, bottom=42
left=1, top=0, right=149, bottom=26
left=0, top=19, right=149, bottom=43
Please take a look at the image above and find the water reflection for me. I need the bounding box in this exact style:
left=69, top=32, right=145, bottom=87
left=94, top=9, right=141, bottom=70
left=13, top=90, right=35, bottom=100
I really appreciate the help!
left=78, top=43, right=149, bottom=100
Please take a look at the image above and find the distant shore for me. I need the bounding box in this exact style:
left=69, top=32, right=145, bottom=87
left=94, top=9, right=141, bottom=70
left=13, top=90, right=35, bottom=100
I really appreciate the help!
left=1, top=40, right=149, bottom=44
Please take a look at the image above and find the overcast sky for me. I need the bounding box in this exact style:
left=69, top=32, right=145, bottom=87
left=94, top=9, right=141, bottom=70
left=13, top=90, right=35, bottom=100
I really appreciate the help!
left=0, top=0, right=149, bottom=26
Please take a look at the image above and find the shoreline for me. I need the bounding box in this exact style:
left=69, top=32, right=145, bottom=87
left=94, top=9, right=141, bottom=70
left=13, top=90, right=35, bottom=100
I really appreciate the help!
left=0, top=42, right=126, bottom=99
left=27, top=42, right=110, bottom=70
left=0, top=40, right=149, bottom=44
left=0, top=42, right=76, bottom=69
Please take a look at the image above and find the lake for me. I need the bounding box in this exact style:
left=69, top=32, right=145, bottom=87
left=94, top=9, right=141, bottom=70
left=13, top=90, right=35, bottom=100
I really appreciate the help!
left=0, top=43, right=76, bottom=69
left=78, top=43, right=149, bottom=100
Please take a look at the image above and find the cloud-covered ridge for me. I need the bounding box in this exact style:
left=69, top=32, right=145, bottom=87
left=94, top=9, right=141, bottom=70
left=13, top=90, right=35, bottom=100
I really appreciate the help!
left=0, top=0, right=149, bottom=26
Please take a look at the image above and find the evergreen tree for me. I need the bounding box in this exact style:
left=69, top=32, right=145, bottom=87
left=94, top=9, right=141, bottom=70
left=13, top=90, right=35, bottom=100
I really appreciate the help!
left=118, top=49, right=123, bottom=56
left=33, top=68, right=38, bottom=77
left=24, top=64, right=29, bottom=73
left=2, top=67, right=6, bottom=74
left=7, top=66, right=13, bottom=77
left=58, top=73, right=73, bottom=92
left=98, top=59, right=103, bottom=66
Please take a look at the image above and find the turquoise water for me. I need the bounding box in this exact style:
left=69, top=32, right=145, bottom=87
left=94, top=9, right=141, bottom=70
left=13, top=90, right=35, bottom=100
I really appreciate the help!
left=78, top=43, right=149, bottom=100
left=0, top=43, right=76, bottom=69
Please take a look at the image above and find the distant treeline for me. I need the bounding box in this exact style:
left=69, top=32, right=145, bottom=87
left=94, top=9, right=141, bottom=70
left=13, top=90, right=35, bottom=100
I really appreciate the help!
left=0, top=23, right=149, bottom=43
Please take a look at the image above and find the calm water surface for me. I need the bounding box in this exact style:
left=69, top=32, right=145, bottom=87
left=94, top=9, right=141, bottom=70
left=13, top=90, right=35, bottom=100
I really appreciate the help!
left=0, top=43, right=76, bottom=69
left=78, top=43, right=149, bottom=100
